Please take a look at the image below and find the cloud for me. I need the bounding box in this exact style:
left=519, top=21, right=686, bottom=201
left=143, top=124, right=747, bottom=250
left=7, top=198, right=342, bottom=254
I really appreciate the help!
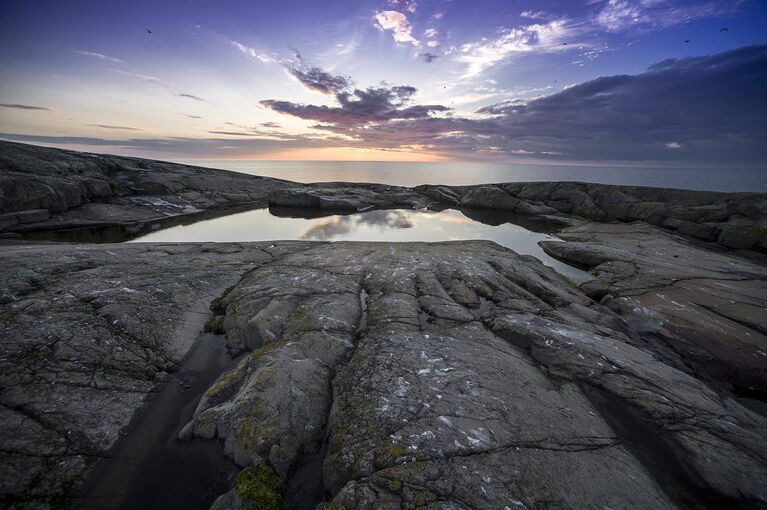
left=262, top=73, right=448, bottom=127
left=472, top=45, right=767, bottom=160
left=0, top=103, right=54, bottom=111
left=229, top=40, right=276, bottom=63
left=176, top=93, right=206, bottom=102
left=183, top=114, right=203, bottom=119
left=260, top=122, right=281, bottom=129
left=87, top=124, right=141, bottom=131
left=0, top=133, right=345, bottom=159
left=287, top=66, right=350, bottom=95
left=456, top=19, right=579, bottom=77
left=375, top=11, right=419, bottom=45
left=520, top=10, right=547, bottom=20
left=6, top=46, right=764, bottom=163
left=389, top=0, right=417, bottom=14
left=262, top=46, right=767, bottom=161
left=73, top=50, right=123, bottom=63
left=596, top=0, right=743, bottom=32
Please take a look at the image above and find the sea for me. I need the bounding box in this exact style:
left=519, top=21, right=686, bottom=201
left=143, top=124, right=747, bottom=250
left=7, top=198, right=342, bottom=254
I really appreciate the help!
left=175, top=160, right=767, bottom=192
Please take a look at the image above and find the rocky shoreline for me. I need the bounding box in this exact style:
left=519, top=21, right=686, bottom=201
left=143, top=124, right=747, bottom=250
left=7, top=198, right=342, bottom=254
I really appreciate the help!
left=1, top=142, right=766, bottom=509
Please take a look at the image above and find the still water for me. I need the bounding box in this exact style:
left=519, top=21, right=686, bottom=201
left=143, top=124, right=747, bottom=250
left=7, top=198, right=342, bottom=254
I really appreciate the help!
left=178, top=159, right=767, bottom=192
left=129, top=208, right=589, bottom=282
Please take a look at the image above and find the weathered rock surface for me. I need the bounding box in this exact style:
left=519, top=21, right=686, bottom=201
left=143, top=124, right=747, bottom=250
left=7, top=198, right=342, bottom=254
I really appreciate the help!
left=2, top=142, right=767, bottom=510
left=0, top=240, right=312, bottom=508
left=175, top=242, right=767, bottom=510
left=269, top=184, right=430, bottom=212
left=0, top=141, right=289, bottom=233
left=541, top=222, right=767, bottom=394
left=417, top=182, right=767, bottom=252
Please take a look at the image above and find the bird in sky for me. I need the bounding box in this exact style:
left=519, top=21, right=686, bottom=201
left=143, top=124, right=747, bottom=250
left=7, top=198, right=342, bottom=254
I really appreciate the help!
left=720, top=27, right=729, bottom=32
left=685, top=39, right=690, bottom=43
left=146, top=28, right=152, bottom=34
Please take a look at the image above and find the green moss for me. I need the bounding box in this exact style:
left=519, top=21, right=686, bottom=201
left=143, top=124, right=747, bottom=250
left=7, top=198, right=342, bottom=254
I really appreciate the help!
left=205, top=368, right=241, bottom=398
left=386, top=444, right=407, bottom=459
left=386, top=479, right=402, bottom=493
left=210, top=285, right=235, bottom=314
left=235, top=463, right=286, bottom=510
left=205, top=315, right=225, bottom=334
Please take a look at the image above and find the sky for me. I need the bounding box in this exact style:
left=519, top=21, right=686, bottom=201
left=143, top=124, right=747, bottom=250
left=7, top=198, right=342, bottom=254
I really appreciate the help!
left=0, top=0, right=765, bottom=163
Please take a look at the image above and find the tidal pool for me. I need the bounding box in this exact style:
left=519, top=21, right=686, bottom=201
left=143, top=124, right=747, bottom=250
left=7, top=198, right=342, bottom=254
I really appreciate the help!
left=129, top=207, right=589, bottom=282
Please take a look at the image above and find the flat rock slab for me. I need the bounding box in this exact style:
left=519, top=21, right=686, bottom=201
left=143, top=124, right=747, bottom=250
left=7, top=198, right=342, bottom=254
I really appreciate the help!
left=173, top=242, right=766, bottom=509
left=541, top=222, right=767, bottom=394
left=2, top=240, right=766, bottom=509
left=0, top=240, right=312, bottom=508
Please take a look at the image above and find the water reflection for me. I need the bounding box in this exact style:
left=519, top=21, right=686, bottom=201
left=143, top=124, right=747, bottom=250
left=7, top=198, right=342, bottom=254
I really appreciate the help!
left=128, top=207, right=589, bottom=282
left=301, top=210, right=413, bottom=240
left=19, top=206, right=590, bottom=282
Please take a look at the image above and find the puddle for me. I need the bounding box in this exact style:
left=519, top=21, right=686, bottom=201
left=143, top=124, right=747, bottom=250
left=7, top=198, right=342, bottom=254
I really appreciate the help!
left=74, top=333, right=239, bottom=510
left=126, top=207, right=588, bottom=282
left=20, top=205, right=591, bottom=282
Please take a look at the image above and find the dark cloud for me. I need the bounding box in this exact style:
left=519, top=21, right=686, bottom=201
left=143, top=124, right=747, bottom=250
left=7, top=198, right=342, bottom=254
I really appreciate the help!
left=262, top=82, right=448, bottom=127
left=184, top=114, right=203, bottom=119
left=1, top=103, right=54, bottom=111
left=261, top=45, right=767, bottom=161
left=260, top=121, right=281, bottom=128
left=6, top=46, right=764, bottom=162
left=176, top=93, right=206, bottom=102
left=87, top=124, right=141, bottom=131
left=287, top=66, right=350, bottom=95
left=474, top=44, right=767, bottom=160
left=421, top=52, right=438, bottom=63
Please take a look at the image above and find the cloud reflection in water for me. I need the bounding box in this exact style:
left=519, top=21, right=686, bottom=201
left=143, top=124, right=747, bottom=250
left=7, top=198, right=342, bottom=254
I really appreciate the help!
left=300, top=210, right=414, bottom=240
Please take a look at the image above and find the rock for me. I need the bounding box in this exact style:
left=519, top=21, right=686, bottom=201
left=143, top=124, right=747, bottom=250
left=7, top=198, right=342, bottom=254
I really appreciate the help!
left=0, top=240, right=310, bottom=507
left=268, top=184, right=430, bottom=212
left=459, top=185, right=557, bottom=215
left=417, top=181, right=767, bottom=251
left=0, top=141, right=290, bottom=233
left=541, top=222, right=767, bottom=392
left=171, top=241, right=767, bottom=509
left=4, top=142, right=766, bottom=253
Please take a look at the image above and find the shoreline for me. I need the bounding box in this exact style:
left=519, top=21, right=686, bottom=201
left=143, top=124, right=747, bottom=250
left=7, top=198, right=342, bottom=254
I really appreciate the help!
left=1, top=141, right=766, bottom=509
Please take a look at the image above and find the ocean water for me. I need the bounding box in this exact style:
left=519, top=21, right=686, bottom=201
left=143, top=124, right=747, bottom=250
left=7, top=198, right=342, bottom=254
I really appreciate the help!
left=176, top=159, right=767, bottom=192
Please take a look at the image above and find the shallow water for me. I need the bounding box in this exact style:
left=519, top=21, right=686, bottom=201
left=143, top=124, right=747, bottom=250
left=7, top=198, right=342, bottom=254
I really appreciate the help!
left=129, top=207, right=589, bottom=282
left=75, top=333, right=239, bottom=510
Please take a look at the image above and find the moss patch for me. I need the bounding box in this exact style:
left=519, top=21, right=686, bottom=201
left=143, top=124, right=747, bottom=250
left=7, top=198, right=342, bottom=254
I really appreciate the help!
left=235, top=462, right=286, bottom=510
left=205, top=315, right=225, bottom=334
left=210, top=285, right=235, bottom=314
